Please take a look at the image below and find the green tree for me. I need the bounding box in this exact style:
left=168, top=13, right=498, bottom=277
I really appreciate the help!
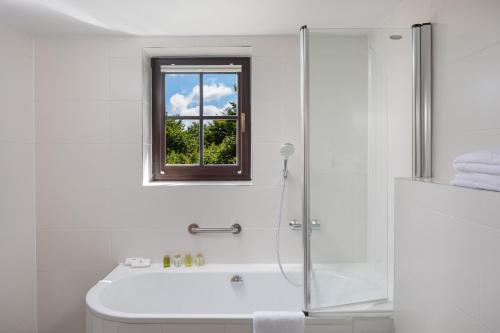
left=165, top=102, right=237, bottom=165
left=165, top=119, right=199, bottom=164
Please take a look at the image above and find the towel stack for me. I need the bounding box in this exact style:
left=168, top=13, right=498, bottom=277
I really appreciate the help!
left=451, top=148, right=500, bottom=192
left=253, top=311, right=305, bottom=333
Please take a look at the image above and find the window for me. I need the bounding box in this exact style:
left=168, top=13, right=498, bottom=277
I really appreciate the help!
left=151, top=57, right=251, bottom=181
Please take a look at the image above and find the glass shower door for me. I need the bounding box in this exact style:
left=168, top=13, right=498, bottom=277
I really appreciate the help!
left=301, top=27, right=412, bottom=312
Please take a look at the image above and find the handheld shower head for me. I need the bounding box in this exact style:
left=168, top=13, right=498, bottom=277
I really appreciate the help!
left=280, top=143, right=295, bottom=160
left=280, top=143, right=294, bottom=179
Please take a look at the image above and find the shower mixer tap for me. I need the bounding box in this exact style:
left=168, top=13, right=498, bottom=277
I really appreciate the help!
left=288, top=219, right=321, bottom=231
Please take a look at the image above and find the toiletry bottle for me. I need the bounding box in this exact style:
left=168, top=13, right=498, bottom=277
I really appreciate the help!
left=195, top=253, right=204, bottom=267
left=184, top=253, right=193, bottom=267
left=163, top=255, right=170, bottom=268
left=173, top=255, right=183, bottom=267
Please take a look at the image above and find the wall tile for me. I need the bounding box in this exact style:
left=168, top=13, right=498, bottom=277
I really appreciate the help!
left=432, top=0, right=500, bottom=62
left=251, top=56, right=285, bottom=101
left=0, top=142, right=35, bottom=191
left=110, top=143, right=143, bottom=189
left=395, top=179, right=481, bottom=222
left=0, top=26, right=36, bottom=333
left=195, top=185, right=282, bottom=229
left=37, top=184, right=112, bottom=229
left=37, top=228, right=113, bottom=272
left=38, top=271, right=105, bottom=315
left=110, top=101, right=143, bottom=143
left=36, top=143, right=112, bottom=190
left=38, top=308, right=87, bottom=333
left=36, top=101, right=110, bottom=143
left=0, top=50, right=33, bottom=102
left=110, top=57, right=142, bottom=100
left=394, top=179, right=500, bottom=333
left=35, top=42, right=109, bottom=100
left=111, top=227, right=283, bottom=264
left=0, top=99, right=34, bottom=143
left=479, top=226, right=500, bottom=333
left=252, top=99, right=283, bottom=144
left=480, top=190, right=500, bottom=230
left=0, top=272, right=37, bottom=333
left=110, top=185, right=200, bottom=229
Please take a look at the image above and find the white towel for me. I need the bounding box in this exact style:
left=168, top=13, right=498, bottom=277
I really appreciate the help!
left=451, top=172, right=500, bottom=192
left=453, top=148, right=500, bottom=165
left=253, top=311, right=305, bottom=333
left=453, top=162, right=500, bottom=176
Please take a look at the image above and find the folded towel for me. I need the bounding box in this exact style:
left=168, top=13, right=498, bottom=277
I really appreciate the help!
left=124, top=257, right=151, bottom=268
left=453, top=162, right=500, bottom=176
left=253, top=311, right=305, bottom=333
left=451, top=172, right=500, bottom=192
left=453, top=148, right=500, bottom=165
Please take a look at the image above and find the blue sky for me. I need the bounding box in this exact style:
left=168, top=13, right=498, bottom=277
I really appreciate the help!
left=165, top=73, right=237, bottom=116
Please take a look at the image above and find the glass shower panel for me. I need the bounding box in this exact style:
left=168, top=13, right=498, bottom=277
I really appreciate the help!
left=305, top=28, right=412, bottom=312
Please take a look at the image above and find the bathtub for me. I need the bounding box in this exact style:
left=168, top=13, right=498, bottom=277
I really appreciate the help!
left=86, top=264, right=393, bottom=333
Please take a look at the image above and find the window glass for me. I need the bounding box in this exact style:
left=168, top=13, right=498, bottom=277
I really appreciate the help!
left=203, top=119, right=237, bottom=165
left=202, top=73, right=238, bottom=116
left=165, top=119, right=200, bottom=165
left=165, top=74, right=200, bottom=116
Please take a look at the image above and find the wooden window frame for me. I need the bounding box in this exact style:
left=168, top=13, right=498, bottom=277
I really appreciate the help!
left=151, top=57, right=251, bottom=181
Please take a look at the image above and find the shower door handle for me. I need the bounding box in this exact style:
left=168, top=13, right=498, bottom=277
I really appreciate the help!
left=289, top=220, right=320, bottom=231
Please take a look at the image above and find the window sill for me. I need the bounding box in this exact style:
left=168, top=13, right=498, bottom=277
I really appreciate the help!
left=142, top=180, right=253, bottom=187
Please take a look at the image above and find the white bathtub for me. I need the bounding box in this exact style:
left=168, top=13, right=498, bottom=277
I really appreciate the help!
left=86, top=264, right=393, bottom=333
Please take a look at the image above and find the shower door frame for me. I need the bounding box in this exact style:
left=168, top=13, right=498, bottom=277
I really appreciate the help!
left=299, top=24, right=390, bottom=316
left=300, top=24, right=431, bottom=315
left=300, top=25, right=312, bottom=314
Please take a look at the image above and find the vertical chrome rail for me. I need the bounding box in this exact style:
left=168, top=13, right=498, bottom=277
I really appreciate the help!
left=421, top=23, right=433, bottom=178
left=300, top=25, right=311, bottom=313
left=412, top=23, right=432, bottom=178
left=412, top=24, right=422, bottom=178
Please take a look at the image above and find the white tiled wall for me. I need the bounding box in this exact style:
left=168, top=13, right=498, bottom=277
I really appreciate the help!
left=0, top=25, right=36, bottom=333
left=34, top=35, right=305, bottom=333
left=394, top=178, right=500, bottom=333
left=379, top=0, right=500, bottom=180
left=378, top=1, right=500, bottom=332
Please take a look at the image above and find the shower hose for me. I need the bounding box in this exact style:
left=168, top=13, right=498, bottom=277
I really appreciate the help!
left=276, top=172, right=301, bottom=287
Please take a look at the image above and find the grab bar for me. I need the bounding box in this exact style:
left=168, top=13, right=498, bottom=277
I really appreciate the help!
left=289, top=219, right=320, bottom=231
left=188, top=223, right=242, bottom=235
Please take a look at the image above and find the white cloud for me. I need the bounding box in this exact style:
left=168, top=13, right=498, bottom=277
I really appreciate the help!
left=169, top=85, right=199, bottom=116
left=203, top=83, right=233, bottom=102
left=169, top=83, right=234, bottom=116
left=203, top=102, right=233, bottom=116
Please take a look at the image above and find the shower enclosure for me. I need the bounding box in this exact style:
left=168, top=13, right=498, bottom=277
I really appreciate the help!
left=300, top=26, right=414, bottom=314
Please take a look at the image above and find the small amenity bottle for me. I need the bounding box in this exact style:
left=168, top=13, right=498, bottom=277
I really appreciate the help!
left=194, top=253, right=204, bottom=267
left=184, top=253, right=193, bottom=267
left=163, top=255, right=170, bottom=268
left=173, top=255, right=183, bottom=267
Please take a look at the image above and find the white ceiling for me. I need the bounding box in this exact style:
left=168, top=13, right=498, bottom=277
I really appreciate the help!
left=0, top=0, right=405, bottom=36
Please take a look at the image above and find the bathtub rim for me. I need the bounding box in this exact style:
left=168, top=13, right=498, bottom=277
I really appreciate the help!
left=86, top=263, right=393, bottom=324
left=86, top=306, right=393, bottom=326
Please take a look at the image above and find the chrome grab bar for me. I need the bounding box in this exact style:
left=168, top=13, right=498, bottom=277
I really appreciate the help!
left=188, top=223, right=242, bottom=235
left=289, top=219, right=320, bottom=231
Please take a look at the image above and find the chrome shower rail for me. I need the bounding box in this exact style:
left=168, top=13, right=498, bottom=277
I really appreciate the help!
left=188, top=223, right=242, bottom=235
left=300, top=24, right=312, bottom=313
left=412, top=23, right=432, bottom=178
